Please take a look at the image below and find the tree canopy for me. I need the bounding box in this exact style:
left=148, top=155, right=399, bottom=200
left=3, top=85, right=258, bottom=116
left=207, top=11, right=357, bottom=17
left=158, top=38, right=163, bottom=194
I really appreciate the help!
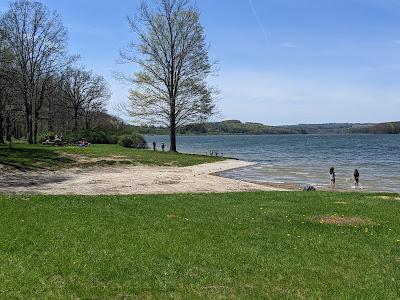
left=122, top=0, right=216, bottom=151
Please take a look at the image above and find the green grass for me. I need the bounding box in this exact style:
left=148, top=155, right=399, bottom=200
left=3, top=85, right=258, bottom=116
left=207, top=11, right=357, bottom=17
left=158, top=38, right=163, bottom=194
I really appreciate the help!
left=60, top=144, right=224, bottom=167
left=0, top=192, right=399, bottom=298
left=0, top=143, right=223, bottom=170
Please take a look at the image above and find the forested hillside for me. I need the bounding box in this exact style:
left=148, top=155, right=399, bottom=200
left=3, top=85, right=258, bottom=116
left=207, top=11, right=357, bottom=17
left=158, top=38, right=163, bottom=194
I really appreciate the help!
left=134, top=120, right=400, bottom=135
left=346, top=122, right=400, bottom=134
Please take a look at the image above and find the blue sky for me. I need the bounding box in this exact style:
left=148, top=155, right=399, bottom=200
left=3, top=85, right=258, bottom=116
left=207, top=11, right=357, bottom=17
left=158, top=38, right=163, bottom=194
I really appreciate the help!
left=1, top=0, right=400, bottom=125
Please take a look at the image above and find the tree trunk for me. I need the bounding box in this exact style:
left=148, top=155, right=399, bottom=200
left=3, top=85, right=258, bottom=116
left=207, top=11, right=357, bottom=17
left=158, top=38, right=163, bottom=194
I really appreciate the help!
left=85, top=112, right=91, bottom=130
left=48, top=97, right=53, bottom=132
left=170, top=125, right=177, bottom=152
left=48, top=116, right=53, bottom=132
left=33, top=110, right=39, bottom=144
left=26, top=111, right=33, bottom=144
left=0, top=115, right=4, bottom=144
left=24, top=91, right=34, bottom=144
left=28, top=120, right=33, bottom=144
left=73, top=108, right=79, bottom=132
left=169, top=102, right=177, bottom=152
left=6, top=113, right=11, bottom=149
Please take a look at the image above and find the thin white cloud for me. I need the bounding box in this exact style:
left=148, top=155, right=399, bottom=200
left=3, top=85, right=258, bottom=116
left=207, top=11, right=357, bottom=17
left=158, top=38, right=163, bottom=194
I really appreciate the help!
left=280, top=42, right=297, bottom=48
left=248, top=0, right=269, bottom=43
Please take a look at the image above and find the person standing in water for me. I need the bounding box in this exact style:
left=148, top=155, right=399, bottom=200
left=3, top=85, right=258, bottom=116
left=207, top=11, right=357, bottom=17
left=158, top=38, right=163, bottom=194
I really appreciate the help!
left=354, top=169, right=360, bottom=188
left=330, top=167, right=336, bottom=188
left=161, top=143, right=165, bottom=152
left=153, top=141, right=156, bottom=151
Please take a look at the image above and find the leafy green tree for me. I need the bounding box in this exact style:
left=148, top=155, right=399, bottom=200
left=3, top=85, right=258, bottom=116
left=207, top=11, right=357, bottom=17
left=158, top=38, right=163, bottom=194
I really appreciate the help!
left=122, top=0, right=216, bottom=152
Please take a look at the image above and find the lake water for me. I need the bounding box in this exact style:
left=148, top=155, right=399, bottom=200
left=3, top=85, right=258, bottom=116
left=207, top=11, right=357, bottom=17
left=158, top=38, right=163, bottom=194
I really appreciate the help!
left=146, top=135, right=400, bottom=193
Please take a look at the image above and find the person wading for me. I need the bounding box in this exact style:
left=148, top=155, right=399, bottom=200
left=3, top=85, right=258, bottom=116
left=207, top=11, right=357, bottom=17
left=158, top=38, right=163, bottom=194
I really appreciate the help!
left=354, top=169, right=360, bottom=188
left=330, top=167, right=336, bottom=188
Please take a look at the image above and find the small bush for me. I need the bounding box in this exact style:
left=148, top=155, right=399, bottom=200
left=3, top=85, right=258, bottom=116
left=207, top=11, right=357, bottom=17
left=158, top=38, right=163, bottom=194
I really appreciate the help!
left=118, top=134, right=148, bottom=149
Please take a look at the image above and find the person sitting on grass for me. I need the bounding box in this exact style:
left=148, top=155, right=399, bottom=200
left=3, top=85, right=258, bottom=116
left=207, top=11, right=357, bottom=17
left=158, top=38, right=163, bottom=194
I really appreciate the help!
left=79, top=138, right=90, bottom=148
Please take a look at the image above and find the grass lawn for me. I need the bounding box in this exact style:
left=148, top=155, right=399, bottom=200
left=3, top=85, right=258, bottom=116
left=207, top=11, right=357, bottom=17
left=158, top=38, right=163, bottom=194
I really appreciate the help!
left=0, top=143, right=223, bottom=170
left=0, top=192, right=399, bottom=298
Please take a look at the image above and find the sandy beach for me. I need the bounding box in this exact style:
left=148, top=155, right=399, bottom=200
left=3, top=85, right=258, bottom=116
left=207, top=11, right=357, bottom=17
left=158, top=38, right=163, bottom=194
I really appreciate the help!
left=0, top=160, right=286, bottom=195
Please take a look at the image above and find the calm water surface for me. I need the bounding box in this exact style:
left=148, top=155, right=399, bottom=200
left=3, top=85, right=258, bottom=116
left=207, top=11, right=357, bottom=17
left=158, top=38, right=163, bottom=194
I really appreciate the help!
left=146, top=135, right=400, bottom=193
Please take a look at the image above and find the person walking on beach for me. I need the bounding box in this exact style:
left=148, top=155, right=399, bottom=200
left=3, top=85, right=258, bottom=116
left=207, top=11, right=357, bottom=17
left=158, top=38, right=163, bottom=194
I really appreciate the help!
left=161, top=143, right=165, bottom=152
left=354, top=169, right=360, bottom=188
left=153, top=141, right=156, bottom=151
left=330, top=167, right=336, bottom=188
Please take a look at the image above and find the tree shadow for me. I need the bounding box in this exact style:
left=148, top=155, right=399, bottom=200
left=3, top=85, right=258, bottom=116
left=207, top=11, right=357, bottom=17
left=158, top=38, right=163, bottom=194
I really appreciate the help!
left=0, top=171, right=71, bottom=188
left=0, top=146, right=73, bottom=171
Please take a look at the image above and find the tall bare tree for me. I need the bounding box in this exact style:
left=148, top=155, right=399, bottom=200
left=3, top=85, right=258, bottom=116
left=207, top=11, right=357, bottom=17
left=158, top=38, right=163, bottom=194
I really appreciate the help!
left=83, top=99, right=107, bottom=130
left=1, top=0, right=74, bottom=143
left=0, top=26, right=15, bottom=144
left=60, top=67, right=110, bottom=132
left=122, top=0, right=216, bottom=152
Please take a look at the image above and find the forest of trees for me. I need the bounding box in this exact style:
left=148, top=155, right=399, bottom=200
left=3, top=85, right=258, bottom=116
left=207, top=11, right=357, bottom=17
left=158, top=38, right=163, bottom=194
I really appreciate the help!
left=0, top=0, right=113, bottom=144
left=346, top=122, right=400, bottom=134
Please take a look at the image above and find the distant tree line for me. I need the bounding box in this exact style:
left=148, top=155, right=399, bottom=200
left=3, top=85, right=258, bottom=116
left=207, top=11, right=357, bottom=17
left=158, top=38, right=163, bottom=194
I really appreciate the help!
left=131, top=120, right=305, bottom=135
left=0, top=0, right=112, bottom=144
left=132, top=120, right=400, bottom=136
left=346, top=122, right=400, bottom=134
left=180, top=120, right=305, bottom=135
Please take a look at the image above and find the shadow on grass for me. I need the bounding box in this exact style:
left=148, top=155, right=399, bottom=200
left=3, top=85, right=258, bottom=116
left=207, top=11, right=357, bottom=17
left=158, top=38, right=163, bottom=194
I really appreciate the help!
left=0, top=172, right=71, bottom=188
left=0, top=146, right=73, bottom=171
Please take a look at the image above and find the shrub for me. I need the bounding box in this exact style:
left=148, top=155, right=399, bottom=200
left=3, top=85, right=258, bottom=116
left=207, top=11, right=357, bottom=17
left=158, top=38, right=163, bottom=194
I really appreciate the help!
left=118, top=134, right=148, bottom=149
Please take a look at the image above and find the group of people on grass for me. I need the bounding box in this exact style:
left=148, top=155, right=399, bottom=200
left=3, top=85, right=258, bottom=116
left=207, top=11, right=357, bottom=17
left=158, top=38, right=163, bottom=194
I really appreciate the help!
left=44, top=134, right=64, bottom=143
left=43, top=134, right=65, bottom=146
left=44, top=133, right=91, bottom=148
left=330, top=167, right=360, bottom=188
left=78, top=138, right=90, bottom=148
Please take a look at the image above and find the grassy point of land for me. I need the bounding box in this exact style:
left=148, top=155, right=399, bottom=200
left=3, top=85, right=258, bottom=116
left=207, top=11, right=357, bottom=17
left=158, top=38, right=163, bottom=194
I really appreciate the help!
left=0, top=192, right=399, bottom=298
left=0, top=143, right=224, bottom=171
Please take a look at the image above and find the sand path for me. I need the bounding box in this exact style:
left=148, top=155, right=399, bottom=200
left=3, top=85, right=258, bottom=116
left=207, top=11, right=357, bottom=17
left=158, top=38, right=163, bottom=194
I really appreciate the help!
left=0, top=160, right=285, bottom=195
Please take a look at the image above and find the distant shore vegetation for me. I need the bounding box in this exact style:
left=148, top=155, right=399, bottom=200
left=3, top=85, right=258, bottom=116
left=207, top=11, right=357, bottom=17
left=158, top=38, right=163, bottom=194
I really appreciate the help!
left=134, top=120, right=400, bottom=135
